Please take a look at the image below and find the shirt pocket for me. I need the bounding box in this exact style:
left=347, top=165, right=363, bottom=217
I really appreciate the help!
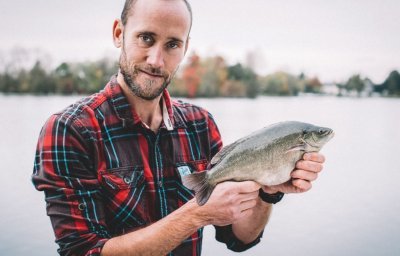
left=175, top=159, right=209, bottom=205
left=99, top=166, right=148, bottom=233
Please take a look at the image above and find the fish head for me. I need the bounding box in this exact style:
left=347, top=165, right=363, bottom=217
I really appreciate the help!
left=302, top=125, right=334, bottom=151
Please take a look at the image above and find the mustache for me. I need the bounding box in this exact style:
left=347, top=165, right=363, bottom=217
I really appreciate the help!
left=120, top=46, right=170, bottom=79
left=134, top=64, right=169, bottom=78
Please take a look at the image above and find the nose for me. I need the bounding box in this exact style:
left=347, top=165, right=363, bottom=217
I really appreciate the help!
left=147, top=45, right=165, bottom=69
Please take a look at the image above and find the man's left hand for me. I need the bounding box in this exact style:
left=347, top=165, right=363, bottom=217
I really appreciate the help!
left=262, top=152, right=326, bottom=194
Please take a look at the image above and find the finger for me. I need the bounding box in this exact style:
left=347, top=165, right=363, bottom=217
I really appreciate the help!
left=234, top=181, right=261, bottom=193
left=237, top=208, right=254, bottom=221
left=291, top=169, right=318, bottom=181
left=262, top=186, right=279, bottom=194
left=296, top=160, right=323, bottom=173
left=232, top=208, right=254, bottom=224
left=237, top=191, right=259, bottom=202
left=239, top=198, right=258, bottom=212
left=292, top=179, right=312, bottom=192
left=303, top=153, right=325, bottom=163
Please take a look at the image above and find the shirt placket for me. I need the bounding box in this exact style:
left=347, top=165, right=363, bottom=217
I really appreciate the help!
left=145, top=129, right=169, bottom=219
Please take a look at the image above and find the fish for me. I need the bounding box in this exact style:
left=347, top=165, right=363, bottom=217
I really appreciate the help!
left=182, top=121, right=334, bottom=206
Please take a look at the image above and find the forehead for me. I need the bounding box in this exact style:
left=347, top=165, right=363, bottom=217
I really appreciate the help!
left=125, top=0, right=191, bottom=39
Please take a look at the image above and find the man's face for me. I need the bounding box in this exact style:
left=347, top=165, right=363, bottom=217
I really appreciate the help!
left=118, top=0, right=191, bottom=100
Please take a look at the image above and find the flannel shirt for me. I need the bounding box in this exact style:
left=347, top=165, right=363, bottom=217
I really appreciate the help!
left=32, top=76, right=262, bottom=255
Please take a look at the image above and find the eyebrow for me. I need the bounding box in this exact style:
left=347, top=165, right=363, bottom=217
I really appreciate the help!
left=167, top=37, right=184, bottom=43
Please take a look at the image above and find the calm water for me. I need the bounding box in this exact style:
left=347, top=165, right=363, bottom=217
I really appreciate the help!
left=1, top=94, right=399, bottom=256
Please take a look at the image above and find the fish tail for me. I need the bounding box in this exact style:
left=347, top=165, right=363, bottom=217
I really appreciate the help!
left=182, top=171, right=215, bottom=206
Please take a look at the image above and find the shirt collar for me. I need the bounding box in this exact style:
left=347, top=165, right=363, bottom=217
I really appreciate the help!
left=106, top=75, right=185, bottom=130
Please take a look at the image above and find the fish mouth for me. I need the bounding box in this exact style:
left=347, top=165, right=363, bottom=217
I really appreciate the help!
left=319, top=128, right=334, bottom=137
left=308, top=128, right=334, bottom=148
left=325, top=129, right=335, bottom=140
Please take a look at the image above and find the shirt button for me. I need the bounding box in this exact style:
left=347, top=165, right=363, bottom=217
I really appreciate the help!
left=78, top=203, right=86, bottom=211
left=123, top=176, right=132, bottom=184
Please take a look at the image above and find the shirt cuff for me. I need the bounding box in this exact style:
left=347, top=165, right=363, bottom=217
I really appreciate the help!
left=85, top=238, right=109, bottom=256
left=214, top=224, right=263, bottom=252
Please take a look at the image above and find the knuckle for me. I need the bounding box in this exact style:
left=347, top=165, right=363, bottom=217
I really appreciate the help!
left=291, top=170, right=301, bottom=178
left=232, top=211, right=241, bottom=220
left=246, top=209, right=254, bottom=217
left=292, top=179, right=301, bottom=187
left=227, top=208, right=236, bottom=218
left=228, top=195, right=237, bottom=204
left=296, top=160, right=304, bottom=169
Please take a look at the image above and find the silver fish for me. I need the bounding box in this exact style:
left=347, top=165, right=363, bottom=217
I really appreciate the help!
left=182, top=121, right=334, bottom=205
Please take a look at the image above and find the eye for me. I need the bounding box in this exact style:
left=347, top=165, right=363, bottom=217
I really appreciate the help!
left=167, top=41, right=180, bottom=49
left=139, top=34, right=154, bottom=45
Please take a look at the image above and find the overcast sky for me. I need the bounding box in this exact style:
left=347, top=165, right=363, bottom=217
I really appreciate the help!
left=0, top=0, right=399, bottom=83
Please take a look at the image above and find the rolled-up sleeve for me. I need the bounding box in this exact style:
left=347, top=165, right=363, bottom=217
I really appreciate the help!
left=214, top=225, right=263, bottom=252
left=205, top=112, right=223, bottom=160
left=32, top=114, right=110, bottom=256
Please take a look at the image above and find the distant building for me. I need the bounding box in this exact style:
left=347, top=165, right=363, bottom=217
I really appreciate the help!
left=321, top=82, right=339, bottom=96
left=361, top=78, right=374, bottom=97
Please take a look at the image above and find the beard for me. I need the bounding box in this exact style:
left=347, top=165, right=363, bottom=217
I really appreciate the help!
left=119, top=48, right=174, bottom=101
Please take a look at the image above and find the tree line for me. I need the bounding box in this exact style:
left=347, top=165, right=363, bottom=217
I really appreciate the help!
left=0, top=52, right=399, bottom=97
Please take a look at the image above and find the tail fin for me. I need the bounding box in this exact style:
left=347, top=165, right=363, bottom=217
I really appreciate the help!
left=182, top=171, right=215, bottom=206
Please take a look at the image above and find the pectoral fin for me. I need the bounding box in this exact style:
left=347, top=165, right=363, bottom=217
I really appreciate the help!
left=285, top=144, right=306, bottom=153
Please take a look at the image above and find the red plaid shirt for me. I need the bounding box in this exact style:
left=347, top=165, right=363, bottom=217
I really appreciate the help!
left=32, top=76, right=261, bottom=255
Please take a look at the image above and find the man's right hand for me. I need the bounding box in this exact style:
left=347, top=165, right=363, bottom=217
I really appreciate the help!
left=194, top=181, right=261, bottom=226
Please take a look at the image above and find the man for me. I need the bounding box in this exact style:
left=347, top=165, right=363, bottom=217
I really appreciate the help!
left=32, top=0, right=326, bottom=255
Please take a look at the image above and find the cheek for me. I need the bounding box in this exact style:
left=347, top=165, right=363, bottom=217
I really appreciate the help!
left=165, top=54, right=185, bottom=72
left=123, top=43, right=147, bottom=62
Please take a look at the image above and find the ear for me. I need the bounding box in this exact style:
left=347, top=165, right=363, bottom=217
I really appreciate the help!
left=113, top=19, right=124, bottom=48
left=184, top=37, right=190, bottom=56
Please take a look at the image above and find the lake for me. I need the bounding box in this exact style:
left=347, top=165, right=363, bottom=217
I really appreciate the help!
left=1, top=94, right=399, bottom=256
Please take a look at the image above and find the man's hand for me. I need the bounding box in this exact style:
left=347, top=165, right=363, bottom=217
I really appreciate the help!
left=262, top=152, right=326, bottom=194
left=195, top=181, right=261, bottom=226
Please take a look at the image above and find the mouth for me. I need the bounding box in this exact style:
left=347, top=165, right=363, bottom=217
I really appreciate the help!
left=325, top=129, right=335, bottom=139
left=139, top=69, right=164, bottom=79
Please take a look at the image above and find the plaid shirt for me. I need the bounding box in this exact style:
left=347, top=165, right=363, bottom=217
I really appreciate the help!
left=32, top=76, right=261, bottom=256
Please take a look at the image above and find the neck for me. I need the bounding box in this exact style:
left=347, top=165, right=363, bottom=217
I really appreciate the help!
left=117, top=73, right=163, bottom=132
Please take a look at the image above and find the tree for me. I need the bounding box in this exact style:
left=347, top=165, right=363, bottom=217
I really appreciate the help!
left=0, top=72, right=19, bottom=93
left=227, top=63, right=259, bottom=98
left=54, top=62, right=76, bottom=94
left=304, top=77, right=322, bottom=93
left=260, top=72, right=303, bottom=96
left=345, top=74, right=365, bottom=97
left=29, top=61, right=56, bottom=94
left=382, top=70, right=400, bottom=96
left=197, top=56, right=227, bottom=97
left=182, top=53, right=202, bottom=97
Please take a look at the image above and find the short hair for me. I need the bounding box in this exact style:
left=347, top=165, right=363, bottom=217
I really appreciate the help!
left=121, top=0, right=193, bottom=32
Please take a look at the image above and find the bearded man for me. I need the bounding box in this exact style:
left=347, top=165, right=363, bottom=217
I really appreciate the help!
left=32, top=0, right=326, bottom=255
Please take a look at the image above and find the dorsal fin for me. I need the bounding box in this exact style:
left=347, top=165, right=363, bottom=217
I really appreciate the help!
left=210, top=140, right=241, bottom=166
